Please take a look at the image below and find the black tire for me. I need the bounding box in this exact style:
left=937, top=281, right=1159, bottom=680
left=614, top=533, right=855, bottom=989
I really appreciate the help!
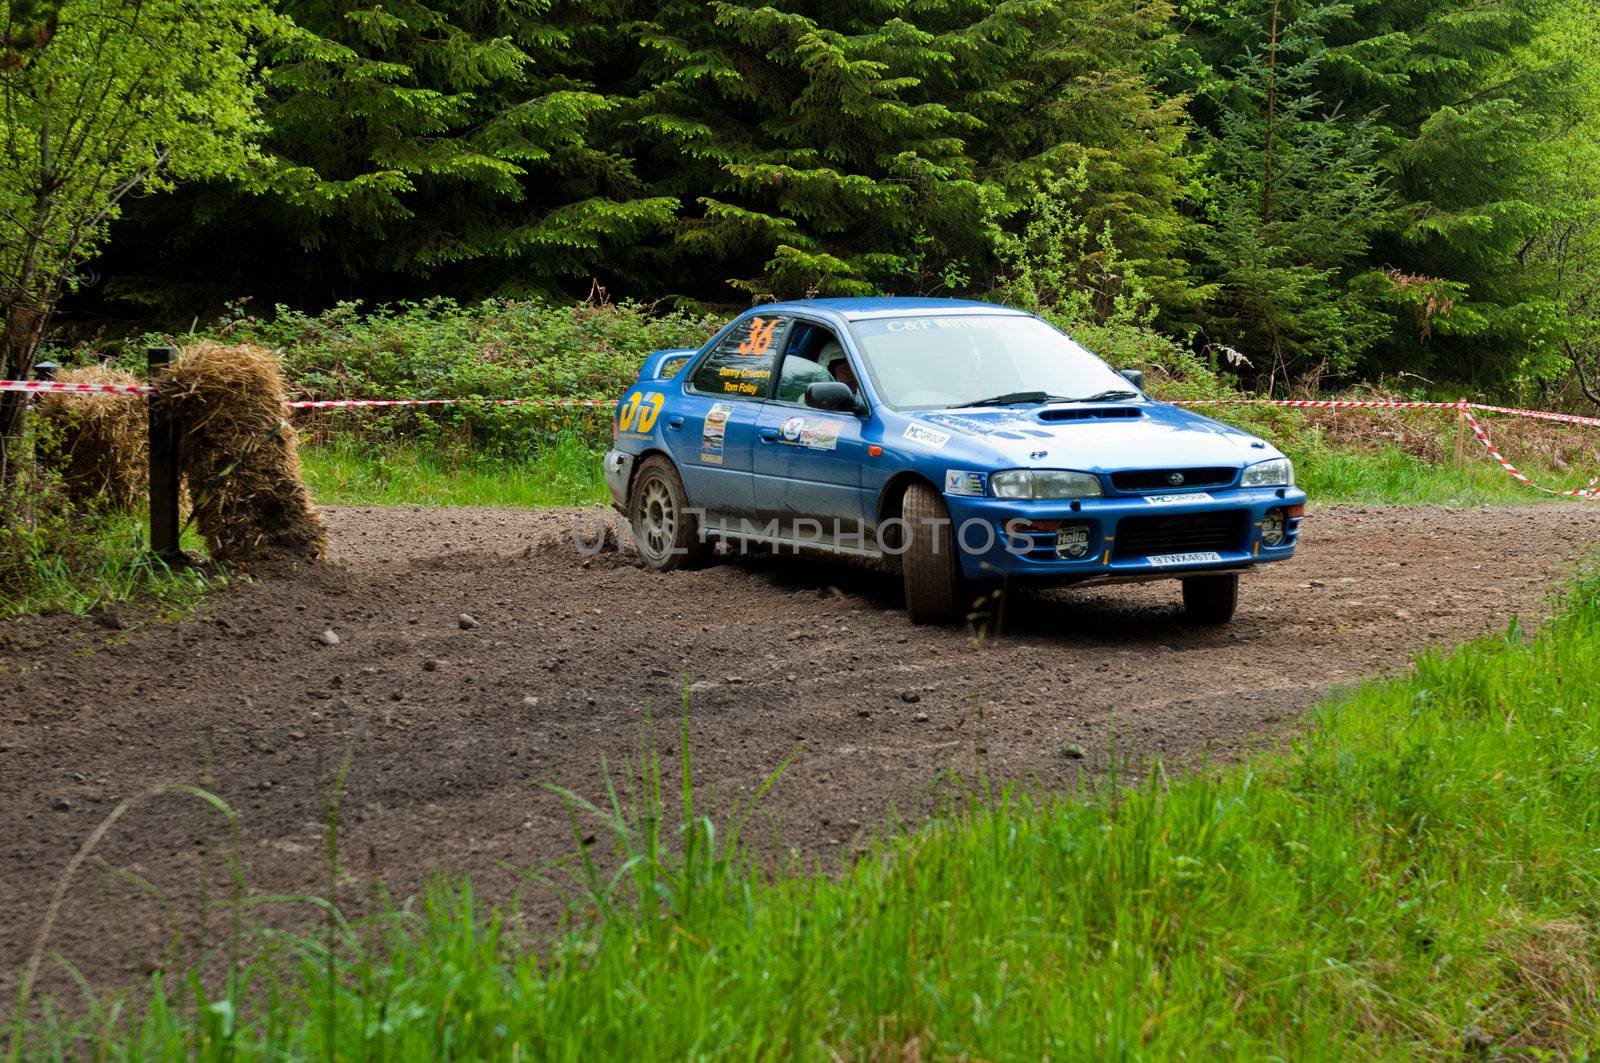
left=1182, top=574, right=1239, bottom=625
left=901, top=481, right=963, bottom=624
left=626, top=455, right=712, bottom=570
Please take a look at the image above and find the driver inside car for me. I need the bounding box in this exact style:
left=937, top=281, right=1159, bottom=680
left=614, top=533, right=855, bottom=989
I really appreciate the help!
left=817, top=340, right=860, bottom=398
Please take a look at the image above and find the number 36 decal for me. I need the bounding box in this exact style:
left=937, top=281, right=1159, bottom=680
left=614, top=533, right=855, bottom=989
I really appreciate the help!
left=618, top=391, right=665, bottom=433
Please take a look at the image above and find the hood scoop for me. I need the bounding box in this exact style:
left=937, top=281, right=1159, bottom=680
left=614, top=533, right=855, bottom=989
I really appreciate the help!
left=1036, top=405, right=1143, bottom=422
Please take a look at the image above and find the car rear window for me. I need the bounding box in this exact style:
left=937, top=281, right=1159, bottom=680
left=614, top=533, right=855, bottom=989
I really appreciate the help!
left=692, top=315, right=790, bottom=399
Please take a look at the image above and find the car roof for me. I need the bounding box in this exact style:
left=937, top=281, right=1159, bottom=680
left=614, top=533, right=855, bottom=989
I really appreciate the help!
left=752, top=297, right=1029, bottom=322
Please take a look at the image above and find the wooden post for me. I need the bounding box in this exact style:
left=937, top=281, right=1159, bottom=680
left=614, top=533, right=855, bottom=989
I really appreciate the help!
left=147, top=345, right=182, bottom=562
left=1454, top=401, right=1466, bottom=472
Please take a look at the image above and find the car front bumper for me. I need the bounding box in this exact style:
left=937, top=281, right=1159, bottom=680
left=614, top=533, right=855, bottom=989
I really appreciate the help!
left=603, top=449, right=634, bottom=509
left=941, top=486, right=1306, bottom=583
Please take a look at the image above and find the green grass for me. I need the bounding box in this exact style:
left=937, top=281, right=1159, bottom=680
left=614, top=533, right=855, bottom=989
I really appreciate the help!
left=1294, top=444, right=1590, bottom=506
left=299, top=434, right=608, bottom=507
left=15, top=573, right=1600, bottom=1059
left=299, top=432, right=1588, bottom=511
left=0, top=510, right=214, bottom=619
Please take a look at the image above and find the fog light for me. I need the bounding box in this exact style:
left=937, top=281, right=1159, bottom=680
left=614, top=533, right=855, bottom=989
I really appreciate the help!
left=1261, top=508, right=1285, bottom=547
left=1056, top=523, right=1091, bottom=559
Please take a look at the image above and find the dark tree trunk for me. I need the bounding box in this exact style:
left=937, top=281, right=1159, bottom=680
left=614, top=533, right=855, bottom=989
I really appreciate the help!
left=0, top=304, right=46, bottom=486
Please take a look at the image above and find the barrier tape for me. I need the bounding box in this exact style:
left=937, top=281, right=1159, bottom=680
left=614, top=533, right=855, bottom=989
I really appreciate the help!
left=1169, top=395, right=1600, bottom=429
left=2, top=380, right=608, bottom=408
left=283, top=396, right=612, bottom=409
left=1, top=378, right=151, bottom=396
left=1460, top=408, right=1600, bottom=498
left=1169, top=397, right=1461, bottom=410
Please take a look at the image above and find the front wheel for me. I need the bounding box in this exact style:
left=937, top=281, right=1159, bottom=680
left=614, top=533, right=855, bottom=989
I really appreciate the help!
left=900, top=481, right=963, bottom=624
left=1182, top=574, right=1239, bottom=625
left=626, top=455, right=712, bottom=570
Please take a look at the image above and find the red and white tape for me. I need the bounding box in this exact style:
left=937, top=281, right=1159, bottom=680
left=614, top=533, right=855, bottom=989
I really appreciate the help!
left=1171, top=395, right=1600, bottom=428
left=283, top=396, right=612, bottom=409
left=1169, top=397, right=1461, bottom=410
left=13, top=376, right=1600, bottom=496
left=1, top=378, right=151, bottom=396
left=1460, top=408, right=1600, bottom=498
left=2, top=381, right=607, bottom=408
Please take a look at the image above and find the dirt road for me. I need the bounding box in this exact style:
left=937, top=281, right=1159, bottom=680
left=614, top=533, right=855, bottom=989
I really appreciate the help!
left=3, top=503, right=1596, bottom=998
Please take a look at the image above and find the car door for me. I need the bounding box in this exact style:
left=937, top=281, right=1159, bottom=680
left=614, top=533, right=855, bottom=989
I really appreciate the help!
left=751, top=322, right=872, bottom=541
left=666, top=313, right=789, bottom=519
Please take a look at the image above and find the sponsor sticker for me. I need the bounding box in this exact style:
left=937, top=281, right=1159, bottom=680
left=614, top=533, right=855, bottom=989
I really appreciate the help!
left=945, top=470, right=987, bottom=497
left=700, top=402, right=733, bottom=465
left=904, top=423, right=952, bottom=449
left=617, top=390, right=665, bottom=435
left=778, top=415, right=844, bottom=451
left=1144, top=492, right=1214, bottom=506
left=1146, top=551, right=1224, bottom=567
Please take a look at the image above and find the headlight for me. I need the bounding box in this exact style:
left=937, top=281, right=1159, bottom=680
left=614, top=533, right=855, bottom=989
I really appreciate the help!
left=989, top=469, right=1103, bottom=500
left=1241, top=457, right=1293, bottom=488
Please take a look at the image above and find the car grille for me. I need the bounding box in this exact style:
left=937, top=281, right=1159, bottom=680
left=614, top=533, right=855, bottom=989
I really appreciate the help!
left=1113, top=510, right=1248, bottom=560
left=1109, top=467, right=1237, bottom=492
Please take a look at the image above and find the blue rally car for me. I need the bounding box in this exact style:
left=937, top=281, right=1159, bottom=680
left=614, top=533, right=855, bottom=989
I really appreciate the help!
left=602, top=298, right=1304, bottom=624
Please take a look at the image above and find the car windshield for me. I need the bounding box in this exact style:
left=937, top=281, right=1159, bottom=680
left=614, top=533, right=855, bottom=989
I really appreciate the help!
left=848, top=314, right=1135, bottom=410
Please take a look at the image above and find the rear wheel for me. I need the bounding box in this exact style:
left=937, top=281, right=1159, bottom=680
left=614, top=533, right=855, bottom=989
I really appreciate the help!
left=627, top=455, right=712, bottom=570
left=901, top=481, right=963, bottom=624
left=1182, top=574, right=1239, bottom=625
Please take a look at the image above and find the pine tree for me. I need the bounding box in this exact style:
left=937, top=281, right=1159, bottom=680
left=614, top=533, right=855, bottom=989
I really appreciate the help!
left=1177, top=0, right=1584, bottom=385
left=621, top=0, right=1195, bottom=303
left=622, top=0, right=983, bottom=298
left=1193, top=0, right=1394, bottom=387
left=96, top=0, right=675, bottom=305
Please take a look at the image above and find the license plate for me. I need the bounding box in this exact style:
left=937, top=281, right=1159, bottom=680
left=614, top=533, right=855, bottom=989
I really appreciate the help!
left=1145, top=492, right=1214, bottom=505
left=1146, top=551, right=1223, bottom=567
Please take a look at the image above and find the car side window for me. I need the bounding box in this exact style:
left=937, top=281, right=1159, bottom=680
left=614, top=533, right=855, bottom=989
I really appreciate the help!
left=770, top=322, right=861, bottom=406
left=690, top=314, right=791, bottom=400
left=774, top=356, right=833, bottom=403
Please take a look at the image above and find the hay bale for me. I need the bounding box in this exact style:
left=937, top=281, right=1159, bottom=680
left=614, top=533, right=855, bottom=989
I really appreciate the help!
left=153, top=342, right=327, bottom=566
left=34, top=365, right=148, bottom=510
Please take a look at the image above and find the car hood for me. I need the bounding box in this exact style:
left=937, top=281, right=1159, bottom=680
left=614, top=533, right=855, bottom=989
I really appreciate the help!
left=900, top=402, right=1279, bottom=471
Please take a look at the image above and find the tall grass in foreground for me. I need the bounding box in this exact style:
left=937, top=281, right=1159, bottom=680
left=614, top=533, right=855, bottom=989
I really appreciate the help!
left=14, top=581, right=1600, bottom=1058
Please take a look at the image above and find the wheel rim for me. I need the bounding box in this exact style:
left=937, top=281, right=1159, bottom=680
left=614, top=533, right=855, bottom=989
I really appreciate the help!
left=636, top=476, right=676, bottom=561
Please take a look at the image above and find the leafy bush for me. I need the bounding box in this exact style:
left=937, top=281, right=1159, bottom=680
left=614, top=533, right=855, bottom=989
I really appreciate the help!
left=161, top=296, right=724, bottom=454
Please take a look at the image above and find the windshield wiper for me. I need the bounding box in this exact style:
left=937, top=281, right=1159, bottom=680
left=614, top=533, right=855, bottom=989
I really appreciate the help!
left=954, top=391, right=1071, bottom=408
left=954, top=388, right=1139, bottom=408
left=1059, top=388, right=1138, bottom=403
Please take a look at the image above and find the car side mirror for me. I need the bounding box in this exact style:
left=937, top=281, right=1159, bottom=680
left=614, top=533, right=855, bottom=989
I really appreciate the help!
left=805, top=381, right=858, bottom=413
left=1119, top=368, right=1146, bottom=390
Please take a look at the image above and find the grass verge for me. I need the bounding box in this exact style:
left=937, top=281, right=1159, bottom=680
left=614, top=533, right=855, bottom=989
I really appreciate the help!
left=0, top=510, right=214, bottom=619
left=298, top=431, right=1590, bottom=510
left=14, top=574, right=1600, bottom=1058
left=299, top=433, right=607, bottom=507
left=1294, top=444, right=1591, bottom=506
